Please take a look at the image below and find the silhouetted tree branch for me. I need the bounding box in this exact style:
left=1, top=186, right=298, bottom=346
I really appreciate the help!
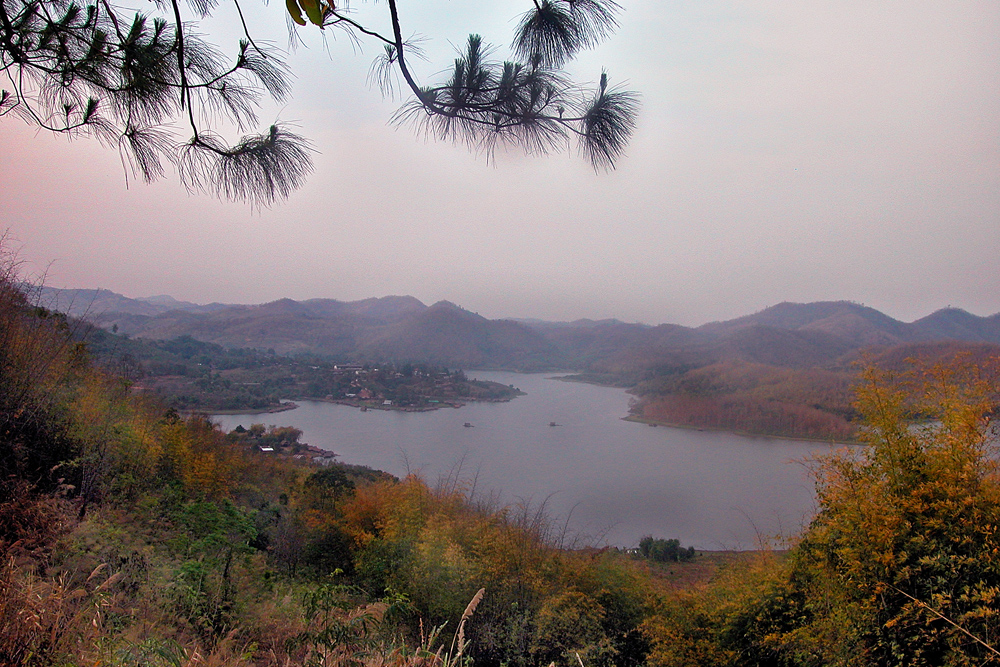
left=2, top=0, right=637, bottom=205
left=316, top=0, right=638, bottom=166
left=0, top=0, right=315, bottom=205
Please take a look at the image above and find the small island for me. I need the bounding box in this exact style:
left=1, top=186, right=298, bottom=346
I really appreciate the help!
left=310, top=367, right=524, bottom=413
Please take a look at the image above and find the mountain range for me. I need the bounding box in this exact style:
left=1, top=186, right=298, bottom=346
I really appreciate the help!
left=37, top=287, right=1000, bottom=374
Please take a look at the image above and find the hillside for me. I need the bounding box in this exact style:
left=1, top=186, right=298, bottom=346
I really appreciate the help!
left=33, top=285, right=230, bottom=317
left=69, top=293, right=562, bottom=370
left=2, top=274, right=679, bottom=667
left=617, top=303, right=1000, bottom=439
left=42, top=288, right=1000, bottom=369
left=7, top=274, right=1000, bottom=667
left=359, top=301, right=561, bottom=369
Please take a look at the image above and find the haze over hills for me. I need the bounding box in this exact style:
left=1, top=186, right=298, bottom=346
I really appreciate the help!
left=37, top=286, right=1000, bottom=372
left=38, top=286, right=1000, bottom=439
left=31, top=286, right=231, bottom=317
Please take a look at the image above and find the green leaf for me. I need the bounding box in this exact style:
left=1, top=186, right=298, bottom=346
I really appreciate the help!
left=298, top=0, right=324, bottom=27
left=285, top=0, right=306, bottom=26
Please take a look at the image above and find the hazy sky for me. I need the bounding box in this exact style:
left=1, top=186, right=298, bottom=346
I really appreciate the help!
left=3, top=0, right=998, bottom=327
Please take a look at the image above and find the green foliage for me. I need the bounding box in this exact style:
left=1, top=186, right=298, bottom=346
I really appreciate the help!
left=1, top=266, right=673, bottom=667
left=301, top=528, right=355, bottom=578
left=0, top=274, right=82, bottom=491
left=169, top=499, right=259, bottom=641
left=291, top=579, right=388, bottom=667
left=306, top=466, right=357, bottom=499
left=784, top=358, right=1000, bottom=666
left=530, top=591, right=615, bottom=667
left=638, top=536, right=696, bottom=563
left=94, top=637, right=186, bottom=667
left=336, top=477, right=656, bottom=667
left=642, top=552, right=800, bottom=667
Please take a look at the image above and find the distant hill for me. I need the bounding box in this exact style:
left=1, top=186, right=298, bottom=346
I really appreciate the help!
left=700, top=301, right=907, bottom=337
left=910, top=308, right=1000, bottom=343
left=698, top=300, right=1000, bottom=348
left=33, top=286, right=230, bottom=318
left=609, top=302, right=1000, bottom=439
left=358, top=300, right=560, bottom=369
left=41, top=289, right=557, bottom=370
left=37, top=288, right=1000, bottom=437
left=552, top=301, right=996, bottom=378
left=36, top=288, right=1000, bottom=373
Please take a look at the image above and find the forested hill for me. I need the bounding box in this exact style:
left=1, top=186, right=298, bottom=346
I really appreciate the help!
left=39, top=288, right=1000, bottom=439
left=37, top=288, right=552, bottom=369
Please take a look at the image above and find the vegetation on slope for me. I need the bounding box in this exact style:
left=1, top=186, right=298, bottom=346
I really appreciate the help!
left=642, top=356, right=1000, bottom=666
left=40, top=287, right=1000, bottom=439
left=628, top=362, right=857, bottom=440
left=2, top=267, right=659, bottom=666
left=5, top=261, right=1000, bottom=666
left=624, top=341, right=1000, bottom=441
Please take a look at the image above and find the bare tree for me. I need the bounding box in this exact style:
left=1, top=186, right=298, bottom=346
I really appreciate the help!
left=1, top=0, right=637, bottom=205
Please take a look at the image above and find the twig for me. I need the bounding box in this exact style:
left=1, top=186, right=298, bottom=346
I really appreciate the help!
left=886, top=584, right=1000, bottom=659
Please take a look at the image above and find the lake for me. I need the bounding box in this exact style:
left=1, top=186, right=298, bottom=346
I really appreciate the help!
left=212, top=371, right=846, bottom=549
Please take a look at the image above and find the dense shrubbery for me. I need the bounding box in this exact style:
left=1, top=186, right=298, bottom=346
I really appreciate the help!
left=642, top=355, right=1000, bottom=667
left=637, top=537, right=696, bottom=564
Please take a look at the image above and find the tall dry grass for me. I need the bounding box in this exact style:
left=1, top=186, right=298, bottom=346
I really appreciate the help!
left=0, top=558, right=121, bottom=665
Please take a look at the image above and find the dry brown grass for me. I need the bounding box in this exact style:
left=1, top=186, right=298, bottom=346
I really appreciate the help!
left=0, top=557, right=122, bottom=665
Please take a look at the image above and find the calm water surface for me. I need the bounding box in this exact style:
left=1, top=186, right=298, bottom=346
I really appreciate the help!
left=213, top=371, right=844, bottom=549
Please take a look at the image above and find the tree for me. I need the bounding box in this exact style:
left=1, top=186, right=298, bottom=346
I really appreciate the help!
left=642, top=355, right=1000, bottom=667
left=720, top=356, right=1000, bottom=667
left=793, top=357, right=1000, bottom=665
left=341, top=0, right=640, bottom=169
left=638, top=536, right=696, bottom=563
left=1, top=0, right=312, bottom=205
left=1, top=0, right=637, bottom=205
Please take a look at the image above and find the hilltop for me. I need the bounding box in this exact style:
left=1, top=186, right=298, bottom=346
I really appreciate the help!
left=39, top=289, right=1000, bottom=367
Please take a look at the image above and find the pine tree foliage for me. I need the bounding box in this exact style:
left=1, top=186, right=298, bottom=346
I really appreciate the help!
left=374, top=0, right=638, bottom=167
left=0, top=0, right=313, bottom=205
left=2, top=0, right=637, bottom=203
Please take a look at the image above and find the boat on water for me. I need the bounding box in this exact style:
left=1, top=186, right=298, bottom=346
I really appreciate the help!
left=463, top=422, right=474, bottom=428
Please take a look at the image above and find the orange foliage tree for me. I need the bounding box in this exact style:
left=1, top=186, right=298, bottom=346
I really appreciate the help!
left=717, top=356, right=1000, bottom=666
left=641, top=355, right=1000, bottom=667
left=794, top=356, right=1000, bottom=664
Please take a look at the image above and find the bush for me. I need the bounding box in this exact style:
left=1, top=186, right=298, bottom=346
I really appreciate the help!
left=644, top=356, right=1000, bottom=667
